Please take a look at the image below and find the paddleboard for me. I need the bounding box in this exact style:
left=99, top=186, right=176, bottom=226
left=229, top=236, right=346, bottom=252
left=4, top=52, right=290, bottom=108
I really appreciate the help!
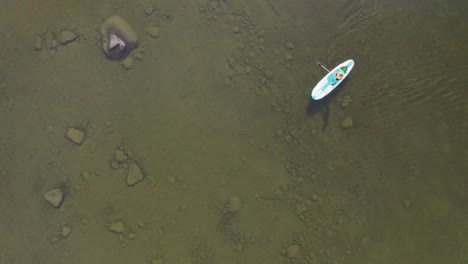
left=311, top=59, right=355, bottom=100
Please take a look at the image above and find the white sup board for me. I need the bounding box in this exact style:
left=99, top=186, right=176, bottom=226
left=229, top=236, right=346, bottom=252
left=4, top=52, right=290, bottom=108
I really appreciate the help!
left=311, top=59, right=355, bottom=100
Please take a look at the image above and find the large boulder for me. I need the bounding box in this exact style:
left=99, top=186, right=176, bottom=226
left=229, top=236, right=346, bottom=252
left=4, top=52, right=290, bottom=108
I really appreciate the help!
left=101, top=15, right=138, bottom=60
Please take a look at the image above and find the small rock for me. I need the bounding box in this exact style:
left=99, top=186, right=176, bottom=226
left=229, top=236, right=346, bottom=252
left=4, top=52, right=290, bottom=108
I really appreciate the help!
left=122, top=56, right=134, bottom=70
left=46, top=32, right=59, bottom=50
left=360, top=236, right=370, bottom=247
left=341, top=117, right=354, bottom=129
left=240, top=155, right=247, bottom=163
left=81, top=171, right=90, bottom=181
left=210, top=1, right=218, bottom=10
left=110, top=160, right=120, bottom=169
left=285, top=42, right=295, bottom=50
left=228, top=196, right=242, bottom=213
left=311, top=192, right=318, bottom=201
left=144, top=7, right=154, bottom=15
left=133, top=52, right=144, bottom=60
left=61, top=226, right=72, bottom=237
left=58, top=30, right=78, bottom=45
left=114, top=149, right=128, bottom=162
left=227, top=57, right=236, bottom=68
left=235, top=65, right=245, bottom=74
left=34, top=35, right=42, bottom=51
left=137, top=220, right=145, bottom=228
left=47, top=124, right=54, bottom=134
left=44, top=188, right=64, bottom=208
left=341, top=95, right=352, bottom=108
left=126, top=163, right=144, bottom=186
left=128, top=232, right=137, bottom=240
left=295, top=204, right=307, bottom=215
left=151, top=258, right=163, bottom=264
left=167, top=176, right=176, bottom=184
left=403, top=199, right=411, bottom=208
left=88, top=143, right=97, bottom=153
left=146, top=26, right=160, bottom=38
left=286, top=244, right=301, bottom=258
left=264, top=70, right=273, bottom=79
left=109, top=221, right=126, bottom=233
left=66, top=128, right=86, bottom=145
left=232, top=26, right=240, bottom=33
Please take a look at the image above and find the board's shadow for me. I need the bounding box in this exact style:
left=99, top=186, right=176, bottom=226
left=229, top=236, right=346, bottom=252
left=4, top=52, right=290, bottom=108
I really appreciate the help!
left=305, top=78, right=348, bottom=131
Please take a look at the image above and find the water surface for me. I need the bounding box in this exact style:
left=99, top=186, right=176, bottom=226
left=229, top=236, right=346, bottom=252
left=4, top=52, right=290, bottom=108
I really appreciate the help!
left=0, top=0, right=466, bottom=263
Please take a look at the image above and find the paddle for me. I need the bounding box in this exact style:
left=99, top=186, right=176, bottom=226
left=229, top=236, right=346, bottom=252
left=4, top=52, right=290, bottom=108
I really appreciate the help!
left=316, top=61, right=330, bottom=72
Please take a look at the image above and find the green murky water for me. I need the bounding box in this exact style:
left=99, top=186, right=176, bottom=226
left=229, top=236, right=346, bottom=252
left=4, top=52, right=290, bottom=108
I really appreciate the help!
left=0, top=0, right=466, bottom=263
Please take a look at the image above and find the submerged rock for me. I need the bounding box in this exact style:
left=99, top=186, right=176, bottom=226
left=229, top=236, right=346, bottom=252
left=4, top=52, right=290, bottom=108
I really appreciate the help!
left=44, top=188, right=64, bottom=208
left=286, top=244, right=301, bottom=258
left=227, top=196, right=242, bottom=213
left=101, top=15, right=138, bottom=60
left=66, top=128, right=85, bottom=144
left=58, top=30, right=78, bottom=45
left=145, top=26, right=160, bottom=38
left=341, top=117, right=354, bottom=129
left=109, top=221, right=126, bottom=233
left=126, top=163, right=144, bottom=186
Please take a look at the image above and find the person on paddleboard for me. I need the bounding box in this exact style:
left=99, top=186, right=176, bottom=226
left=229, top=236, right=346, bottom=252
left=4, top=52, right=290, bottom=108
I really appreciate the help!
left=335, top=71, right=344, bottom=81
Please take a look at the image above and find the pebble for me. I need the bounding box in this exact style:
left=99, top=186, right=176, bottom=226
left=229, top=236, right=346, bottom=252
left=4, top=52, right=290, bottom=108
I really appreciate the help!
left=311, top=192, right=318, bottom=201
left=285, top=42, right=295, bottom=50
left=144, top=7, right=154, bottom=15
left=228, top=196, right=242, bottom=213
left=286, top=244, right=301, bottom=258
left=151, top=258, right=163, bottom=264
left=341, top=117, right=354, bottom=129
left=121, top=56, right=134, bottom=70
left=34, top=35, right=42, bottom=51
left=61, top=226, right=72, bottom=237
left=66, top=128, right=85, bottom=145
left=81, top=171, right=90, bottom=181
left=133, top=52, right=144, bottom=60
left=88, top=143, right=97, bottom=153
left=51, top=147, right=59, bottom=154
left=403, top=199, right=411, bottom=208
left=58, top=30, right=78, bottom=45
left=47, top=124, right=54, bottom=134
left=167, top=176, right=176, bottom=184
left=128, top=232, right=137, bottom=240
left=110, top=160, right=120, bottom=169
left=127, top=163, right=145, bottom=186
left=114, top=149, right=128, bottom=162
left=341, top=95, right=352, bottom=108
left=295, top=204, right=307, bottom=215
left=46, top=32, right=59, bottom=50
left=109, top=221, right=126, bottom=233
left=137, top=220, right=145, bottom=228
left=44, top=188, right=64, bottom=208
left=146, top=26, right=161, bottom=38
left=264, top=70, right=273, bottom=79
left=240, top=155, right=247, bottom=163
left=210, top=1, right=218, bottom=9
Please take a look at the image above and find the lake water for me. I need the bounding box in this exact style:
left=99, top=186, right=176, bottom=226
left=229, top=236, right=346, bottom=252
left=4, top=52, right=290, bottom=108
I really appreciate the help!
left=0, top=0, right=466, bottom=263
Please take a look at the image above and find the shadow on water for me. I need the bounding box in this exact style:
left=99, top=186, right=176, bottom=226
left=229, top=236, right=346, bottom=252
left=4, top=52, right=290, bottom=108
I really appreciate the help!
left=306, top=78, right=349, bottom=131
